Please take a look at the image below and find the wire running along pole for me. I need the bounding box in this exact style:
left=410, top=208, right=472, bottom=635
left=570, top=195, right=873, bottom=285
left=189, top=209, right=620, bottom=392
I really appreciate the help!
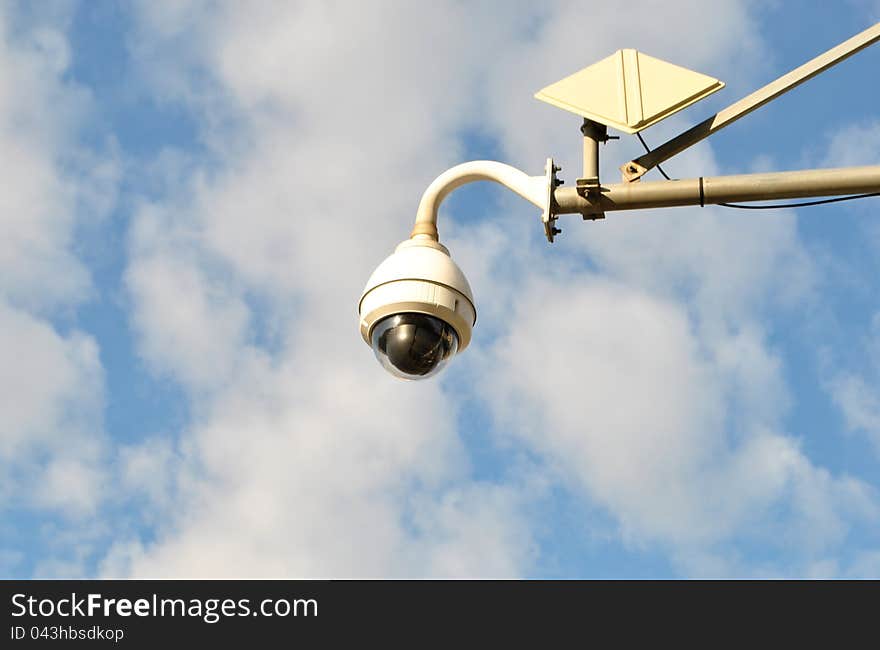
left=554, top=165, right=880, bottom=217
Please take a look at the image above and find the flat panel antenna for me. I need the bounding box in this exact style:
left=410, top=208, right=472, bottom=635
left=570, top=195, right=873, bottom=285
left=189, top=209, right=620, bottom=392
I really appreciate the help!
left=534, top=49, right=724, bottom=134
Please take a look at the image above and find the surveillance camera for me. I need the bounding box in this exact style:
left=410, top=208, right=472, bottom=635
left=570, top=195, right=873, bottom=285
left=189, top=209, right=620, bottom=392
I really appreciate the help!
left=359, top=238, right=476, bottom=380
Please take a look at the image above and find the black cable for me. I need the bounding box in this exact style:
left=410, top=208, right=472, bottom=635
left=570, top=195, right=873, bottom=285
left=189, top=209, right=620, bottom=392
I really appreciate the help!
left=636, top=133, right=673, bottom=180
left=718, top=192, right=880, bottom=209
left=634, top=133, right=880, bottom=210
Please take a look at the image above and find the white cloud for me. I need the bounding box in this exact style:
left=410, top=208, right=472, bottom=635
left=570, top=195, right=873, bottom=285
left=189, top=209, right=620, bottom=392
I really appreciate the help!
left=0, top=23, right=89, bottom=310
left=481, top=278, right=725, bottom=544
left=827, top=311, right=880, bottom=456
left=825, top=119, right=880, bottom=168
left=813, top=119, right=880, bottom=456
left=125, top=218, right=252, bottom=393
left=0, top=304, right=106, bottom=515
left=478, top=277, right=877, bottom=558
left=831, top=375, right=880, bottom=446
left=0, top=304, right=100, bottom=455
left=99, top=350, right=535, bottom=577
left=119, top=437, right=181, bottom=513
left=0, top=6, right=113, bottom=521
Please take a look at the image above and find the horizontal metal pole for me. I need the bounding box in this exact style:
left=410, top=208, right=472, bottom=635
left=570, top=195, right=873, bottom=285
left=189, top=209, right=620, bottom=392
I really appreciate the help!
left=555, top=165, right=880, bottom=215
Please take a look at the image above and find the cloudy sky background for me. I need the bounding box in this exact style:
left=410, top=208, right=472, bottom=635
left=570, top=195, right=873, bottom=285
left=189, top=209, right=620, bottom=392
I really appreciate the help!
left=2, top=0, right=880, bottom=578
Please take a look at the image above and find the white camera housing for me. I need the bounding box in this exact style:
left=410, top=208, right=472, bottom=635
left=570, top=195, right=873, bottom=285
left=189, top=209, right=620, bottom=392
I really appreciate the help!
left=359, top=238, right=476, bottom=376
left=359, top=159, right=552, bottom=378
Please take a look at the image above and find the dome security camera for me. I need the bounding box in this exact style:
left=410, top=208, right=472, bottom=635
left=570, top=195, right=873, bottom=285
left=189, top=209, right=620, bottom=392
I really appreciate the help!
left=358, top=238, right=476, bottom=380
left=358, top=159, right=556, bottom=379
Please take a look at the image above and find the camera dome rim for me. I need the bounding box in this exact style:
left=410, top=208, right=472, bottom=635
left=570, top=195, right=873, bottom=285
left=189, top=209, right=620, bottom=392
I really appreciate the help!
left=358, top=240, right=476, bottom=351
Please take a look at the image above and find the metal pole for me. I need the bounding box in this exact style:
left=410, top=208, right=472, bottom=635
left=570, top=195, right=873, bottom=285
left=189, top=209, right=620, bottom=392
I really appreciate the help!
left=555, top=165, right=880, bottom=216
left=620, top=22, right=880, bottom=182
left=581, top=119, right=606, bottom=180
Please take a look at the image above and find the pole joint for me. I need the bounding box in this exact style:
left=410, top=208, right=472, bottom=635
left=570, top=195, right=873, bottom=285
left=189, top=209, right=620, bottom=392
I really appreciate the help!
left=577, top=119, right=608, bottom=220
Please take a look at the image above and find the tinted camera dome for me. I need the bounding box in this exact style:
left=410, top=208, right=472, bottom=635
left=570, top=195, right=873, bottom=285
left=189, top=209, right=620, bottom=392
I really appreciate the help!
left=371, top=313, right=459, bottom=380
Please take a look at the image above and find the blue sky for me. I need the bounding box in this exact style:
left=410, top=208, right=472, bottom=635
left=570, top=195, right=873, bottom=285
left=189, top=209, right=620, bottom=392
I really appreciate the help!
left=2, top=0, right=880, bottom=578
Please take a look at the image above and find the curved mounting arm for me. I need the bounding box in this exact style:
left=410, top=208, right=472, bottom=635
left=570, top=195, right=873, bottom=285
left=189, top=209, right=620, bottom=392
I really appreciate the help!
left=411, top=159, right=559, bottom=241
